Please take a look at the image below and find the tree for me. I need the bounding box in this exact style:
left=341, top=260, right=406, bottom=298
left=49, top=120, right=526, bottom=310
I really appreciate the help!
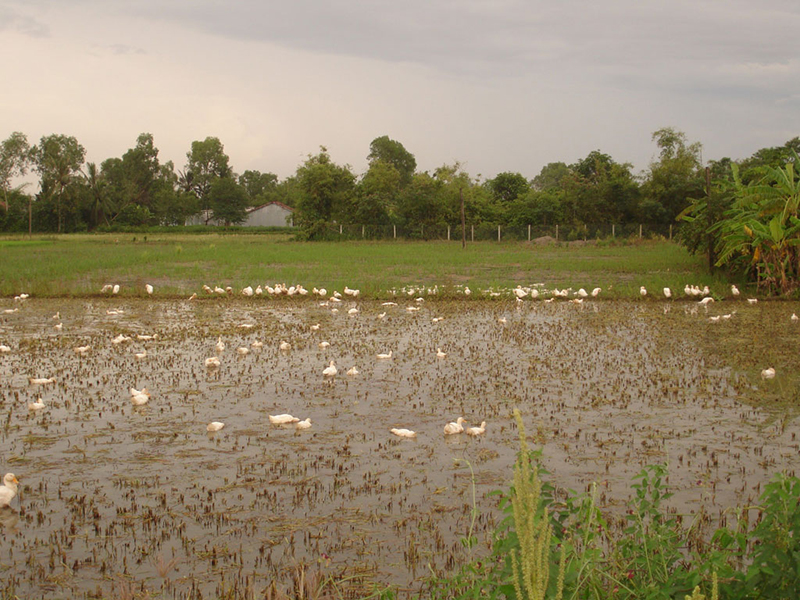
left=0, top=132, right=32, bottom=213
left=532, top=162, right=570, bottom=192
left=396, top=172, right=445, bottom=236
left=294, top=147, right=355, bottom=239
left=353, top=159, right=402, bottom=230
left=119, top=133, right=162, bottom=210
left=238, top=170, right=278, bottom=206
left=208, top=177, right=249, bottom=225
left=82, top=162, right=113, bottom=229
left=642, top=127, right=704, bottom=224
left=367, top=136, right=416, bottom=186
left=574, top=151, right=639, bottom=222
left=184, top=137, right=232, bottom=220
left=738, top=138, right=800, bottom=184
left=33, top=134, right=86, bottom=233
left=487, top=172, right=530, bottom=204
left=0, top=188, right=31, bottom=232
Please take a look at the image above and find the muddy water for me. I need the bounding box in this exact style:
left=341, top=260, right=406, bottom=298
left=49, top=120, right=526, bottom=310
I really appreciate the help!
left=0, top=298, right=798, bottom=598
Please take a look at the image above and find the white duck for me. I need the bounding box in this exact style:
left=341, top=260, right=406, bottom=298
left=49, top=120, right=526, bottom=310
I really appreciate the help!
left=280, top=340, right=291, bottom=351
left=639, top=286, right=647, bottom=297
left=29, top=377, right=54, bottom=385
left=269, top=414, right=299, bottom=425
left=346, top=366, right=359, bottom=376
left=237, top=347, right=249, bottom=356
left=206, top=422, right=225, bottom=432
left=436, top=348, right=447, bottom=359
left=28, top=398, right=45, bottom=411
left=390, top=428, right=416, bottom=438
left=444, top=417, right=467, bottom=435
left=130, top=387, right=150, bottom=405
left=205, top=356, right=220, bottom=368
left=295, top=418, right=312, bottom=430
left=322, top=361, right=338, bottom=377
left=466, top=421, right=487, bottom=436
left=0, top=474, right=19, bottom=507
left=377, top=350, right=393, bottom=360
left=663, top=287, right=672, bottom=298
left=145, top=284, right=154, bottom=295
left=761, top=367, right=776, bottom=380
left=216, top=337, right=225, bottom=353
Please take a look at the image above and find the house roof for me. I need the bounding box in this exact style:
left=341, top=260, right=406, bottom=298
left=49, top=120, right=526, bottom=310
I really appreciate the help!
left=247, top=201, right=295, bottom=213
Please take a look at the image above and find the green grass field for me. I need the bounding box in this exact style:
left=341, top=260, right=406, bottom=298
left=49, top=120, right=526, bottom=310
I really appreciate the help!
left=0, top=233, right=735, bottom=298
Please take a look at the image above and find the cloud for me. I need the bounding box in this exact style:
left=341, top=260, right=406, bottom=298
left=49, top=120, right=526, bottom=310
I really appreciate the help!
left=2, top=0, right=798, bottom=181
left=92, top=43, right=147, bottom=56
left=0, top=6, right=50, bottom=37
left=109, top=1, right=799, bottom=77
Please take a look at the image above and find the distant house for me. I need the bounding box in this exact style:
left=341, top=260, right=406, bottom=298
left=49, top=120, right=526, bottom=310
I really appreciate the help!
left=185, top=202, right=295, bottom=227
left=243, top=202, right=294, bottom=227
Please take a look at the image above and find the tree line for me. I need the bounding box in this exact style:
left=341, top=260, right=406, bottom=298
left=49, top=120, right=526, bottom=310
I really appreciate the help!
left=2, top=128, right=799, bottom=291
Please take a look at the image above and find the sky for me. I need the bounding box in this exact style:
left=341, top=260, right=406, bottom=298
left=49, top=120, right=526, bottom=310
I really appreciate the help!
left=2, top=0, right=799, bottom=185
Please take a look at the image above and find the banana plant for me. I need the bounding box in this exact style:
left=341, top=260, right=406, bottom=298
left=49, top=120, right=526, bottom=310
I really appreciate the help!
left=711, top=154, right=800, bottom=294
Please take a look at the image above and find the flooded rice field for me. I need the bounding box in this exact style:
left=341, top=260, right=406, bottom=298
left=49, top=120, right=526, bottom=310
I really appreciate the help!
left=1, top=297, right=799, bottom=598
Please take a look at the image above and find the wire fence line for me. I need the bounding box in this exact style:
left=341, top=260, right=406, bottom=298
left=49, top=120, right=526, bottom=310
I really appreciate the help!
left=320, top=222, right=680, bottom=242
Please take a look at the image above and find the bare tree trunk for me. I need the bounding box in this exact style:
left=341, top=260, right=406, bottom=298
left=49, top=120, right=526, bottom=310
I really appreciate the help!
left=460, top=188, right=466, bottom=249
left=706, top=167, right=715, bottom=274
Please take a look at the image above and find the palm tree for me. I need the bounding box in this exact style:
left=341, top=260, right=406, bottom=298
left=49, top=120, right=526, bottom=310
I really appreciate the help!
left=83, top=163, right=113, bottom=229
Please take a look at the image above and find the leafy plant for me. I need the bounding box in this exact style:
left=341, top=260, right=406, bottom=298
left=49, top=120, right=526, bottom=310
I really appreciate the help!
left=508, top=409, right=565, bottom=600
left=712, top=155, right=800, bottom=294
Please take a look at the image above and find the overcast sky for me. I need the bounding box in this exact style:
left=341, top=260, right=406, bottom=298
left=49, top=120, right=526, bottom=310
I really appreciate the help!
left=2, top=0, right=798, bottom=184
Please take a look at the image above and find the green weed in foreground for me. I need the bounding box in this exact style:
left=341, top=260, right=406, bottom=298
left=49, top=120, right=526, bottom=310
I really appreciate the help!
left=422, top=410, right=800, bottom=600
left=0, top=234, right=736, bottom=298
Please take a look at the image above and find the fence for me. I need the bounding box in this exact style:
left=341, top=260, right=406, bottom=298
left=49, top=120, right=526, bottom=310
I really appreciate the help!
left=322, top=223, right=680, bottom=242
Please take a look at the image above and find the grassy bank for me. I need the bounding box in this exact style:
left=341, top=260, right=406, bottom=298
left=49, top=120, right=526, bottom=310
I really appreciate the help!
left=0, top=234, right=733, bottom=298
left=419, top=412, right=800, bottom=600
